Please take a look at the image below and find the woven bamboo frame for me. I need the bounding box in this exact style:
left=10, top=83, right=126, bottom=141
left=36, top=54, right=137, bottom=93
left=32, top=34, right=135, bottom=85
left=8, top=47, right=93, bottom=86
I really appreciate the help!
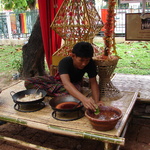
left=50, top=0, right=103, bottom=56
left=95, top=58, right=123, bottom=101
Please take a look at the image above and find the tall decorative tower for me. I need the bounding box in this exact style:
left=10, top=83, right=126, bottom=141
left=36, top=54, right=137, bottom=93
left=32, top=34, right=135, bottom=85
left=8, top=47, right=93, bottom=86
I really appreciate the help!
left=50, top=0, right=103, bottom=65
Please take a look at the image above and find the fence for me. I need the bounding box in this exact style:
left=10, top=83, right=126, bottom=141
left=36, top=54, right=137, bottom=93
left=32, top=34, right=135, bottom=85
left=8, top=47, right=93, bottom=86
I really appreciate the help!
left=0, top=9, right=39, bottom=39
left=98, top=7, right=150, bottom=37
left=1, top=7, right=150, bottom=39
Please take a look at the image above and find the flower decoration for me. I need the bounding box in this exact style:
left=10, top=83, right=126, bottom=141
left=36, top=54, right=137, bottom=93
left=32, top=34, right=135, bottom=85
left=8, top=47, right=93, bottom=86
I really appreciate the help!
left=94, top=0, right=119, bottom=60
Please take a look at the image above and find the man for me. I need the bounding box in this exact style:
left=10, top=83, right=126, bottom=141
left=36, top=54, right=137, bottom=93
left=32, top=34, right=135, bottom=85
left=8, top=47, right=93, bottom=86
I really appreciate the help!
left=25, top=41, right=100, bottom=111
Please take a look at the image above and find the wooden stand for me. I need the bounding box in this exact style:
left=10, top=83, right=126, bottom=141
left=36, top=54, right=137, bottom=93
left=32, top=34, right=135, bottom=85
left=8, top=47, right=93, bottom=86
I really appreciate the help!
left=0, top=81, right=138, bottom=150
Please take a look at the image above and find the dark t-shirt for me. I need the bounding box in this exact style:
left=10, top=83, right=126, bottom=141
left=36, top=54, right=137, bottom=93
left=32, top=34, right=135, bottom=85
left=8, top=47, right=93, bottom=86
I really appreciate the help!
left=58, top=56, right=97, bottom=83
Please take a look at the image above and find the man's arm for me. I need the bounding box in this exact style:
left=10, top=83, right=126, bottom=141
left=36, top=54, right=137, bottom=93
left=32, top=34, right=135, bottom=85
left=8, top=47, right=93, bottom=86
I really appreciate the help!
left=60, top=74, right=96, bottom=111
left=89, top=77, right=100, bottom=103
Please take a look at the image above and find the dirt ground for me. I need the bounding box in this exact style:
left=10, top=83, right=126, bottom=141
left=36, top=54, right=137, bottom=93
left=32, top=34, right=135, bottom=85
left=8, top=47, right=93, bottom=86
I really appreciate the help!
left=0, top=73, right=19, bottom=91
left=0, top=76, right=150, bottom=150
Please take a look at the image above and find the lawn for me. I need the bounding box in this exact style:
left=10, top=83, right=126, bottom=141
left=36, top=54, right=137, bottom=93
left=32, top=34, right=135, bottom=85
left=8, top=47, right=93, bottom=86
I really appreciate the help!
left=0, top=41, right=150, bottom=79
left=95, top=41, right=150, bottom=75
left=0, top=45, right=23, bottom=88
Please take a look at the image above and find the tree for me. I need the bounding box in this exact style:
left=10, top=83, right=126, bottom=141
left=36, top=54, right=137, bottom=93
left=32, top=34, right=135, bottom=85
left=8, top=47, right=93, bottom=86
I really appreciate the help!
left=22, top=16, right=46, bottom=78
left=1, top=0, right=36, bottom=10
left=22, top=13, right=46, bottom=78
left=2, top=0, right=46, bottom=78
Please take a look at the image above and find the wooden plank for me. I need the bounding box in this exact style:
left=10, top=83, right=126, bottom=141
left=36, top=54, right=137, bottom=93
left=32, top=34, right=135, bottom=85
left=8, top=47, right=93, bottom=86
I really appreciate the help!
left=0, top=114, right=125, bottom=145
left=0, top=135, right=53, bottom=150
left=0, top=81, right=138, bottom=146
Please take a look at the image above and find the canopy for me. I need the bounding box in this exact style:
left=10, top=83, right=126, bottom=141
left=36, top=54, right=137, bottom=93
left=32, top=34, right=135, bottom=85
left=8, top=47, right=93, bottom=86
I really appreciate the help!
left=38, top=0, right=63, bottom=69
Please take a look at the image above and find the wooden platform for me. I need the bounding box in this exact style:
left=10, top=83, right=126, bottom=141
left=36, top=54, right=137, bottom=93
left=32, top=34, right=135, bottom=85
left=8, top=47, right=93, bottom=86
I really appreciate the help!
left=0, top=80, right=138, bottom=150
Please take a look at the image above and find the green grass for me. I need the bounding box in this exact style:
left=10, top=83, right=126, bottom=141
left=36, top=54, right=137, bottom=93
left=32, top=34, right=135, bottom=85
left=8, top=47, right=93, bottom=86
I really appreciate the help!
left=0, top=41, right=150, bottom=77
left=0, top=45, right=22, bottom=74
left=95, top=41, right=150, bottom=75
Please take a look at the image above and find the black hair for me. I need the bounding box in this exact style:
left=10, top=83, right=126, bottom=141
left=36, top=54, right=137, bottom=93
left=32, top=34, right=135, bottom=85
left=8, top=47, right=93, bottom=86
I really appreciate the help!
left=72, top=41, right=93, bottom=58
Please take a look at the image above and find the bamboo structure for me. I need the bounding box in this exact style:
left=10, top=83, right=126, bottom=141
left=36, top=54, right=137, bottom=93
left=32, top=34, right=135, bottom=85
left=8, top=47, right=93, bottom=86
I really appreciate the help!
left=94, top=57, right=123, bottom=101
left=93, top=0, right=122, bottom=101
left=0, top=81, right=139, bottom=150
left=50, top=0, right=103, bottom=58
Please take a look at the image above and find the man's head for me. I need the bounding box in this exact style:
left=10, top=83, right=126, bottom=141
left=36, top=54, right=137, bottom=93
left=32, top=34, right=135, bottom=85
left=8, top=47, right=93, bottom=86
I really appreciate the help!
left=72, top=41, right=94, bottom=58
left=71, top=42, right=94, bottom=69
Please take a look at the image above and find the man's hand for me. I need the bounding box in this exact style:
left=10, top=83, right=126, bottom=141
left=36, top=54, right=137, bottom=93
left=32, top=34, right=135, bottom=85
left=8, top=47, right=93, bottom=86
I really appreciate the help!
left=82, top=97, right=96, bottom=111
left=97, top=100, right=104, bottom=106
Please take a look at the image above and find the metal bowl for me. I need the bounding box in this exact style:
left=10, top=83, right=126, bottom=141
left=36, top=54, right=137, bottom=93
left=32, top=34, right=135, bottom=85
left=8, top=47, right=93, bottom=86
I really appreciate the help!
left=10, top=89, right=47, bottom=104
left=49, top=95, right=83, bottom=112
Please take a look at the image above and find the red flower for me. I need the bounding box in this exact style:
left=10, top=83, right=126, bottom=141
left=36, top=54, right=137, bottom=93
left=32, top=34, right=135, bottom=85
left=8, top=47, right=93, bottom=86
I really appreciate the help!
left=103, top=0, right=116, bottom=56
left=69, top=12, right=73, bottom=16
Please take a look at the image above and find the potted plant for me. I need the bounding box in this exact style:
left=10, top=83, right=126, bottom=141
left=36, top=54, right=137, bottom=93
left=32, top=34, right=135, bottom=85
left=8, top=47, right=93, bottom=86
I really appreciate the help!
left=93, top=0, right=122, bottom=101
